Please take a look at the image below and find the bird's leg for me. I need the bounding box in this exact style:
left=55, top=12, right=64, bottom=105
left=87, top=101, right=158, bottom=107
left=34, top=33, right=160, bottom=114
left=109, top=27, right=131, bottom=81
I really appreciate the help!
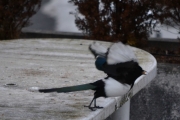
left=84, top=97, right=96, bottom=111
left=94, top=98, right=103, bottom=109
left=84, top=97, right=103, bottom=111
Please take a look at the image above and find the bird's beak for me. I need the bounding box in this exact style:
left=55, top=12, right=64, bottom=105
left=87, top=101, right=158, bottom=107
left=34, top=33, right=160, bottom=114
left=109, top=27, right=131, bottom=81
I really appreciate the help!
left=142, top=70, right=147, bottom=75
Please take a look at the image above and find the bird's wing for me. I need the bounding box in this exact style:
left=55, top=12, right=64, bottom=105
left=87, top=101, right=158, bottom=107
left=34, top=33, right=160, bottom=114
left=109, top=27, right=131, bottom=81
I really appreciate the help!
left=89, top=42, right=108, bottom=58
left=102, top=61, right=143, bottom=89
left=107, top=42, right=137, bottom=65
left=102, top=61, right=137, bottom=77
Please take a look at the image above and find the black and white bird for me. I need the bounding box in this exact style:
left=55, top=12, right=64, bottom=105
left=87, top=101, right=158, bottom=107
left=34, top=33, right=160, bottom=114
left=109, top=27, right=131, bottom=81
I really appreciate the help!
left=32, top=42, right=145, bottom=111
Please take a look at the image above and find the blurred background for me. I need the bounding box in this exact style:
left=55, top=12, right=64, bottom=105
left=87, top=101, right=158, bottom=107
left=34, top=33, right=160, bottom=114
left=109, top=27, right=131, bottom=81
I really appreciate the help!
left=1, top=0, right=180, bottom=120
left=24, top=1, right=180, bottom=119
left=23, top=0, right=180, bottom=39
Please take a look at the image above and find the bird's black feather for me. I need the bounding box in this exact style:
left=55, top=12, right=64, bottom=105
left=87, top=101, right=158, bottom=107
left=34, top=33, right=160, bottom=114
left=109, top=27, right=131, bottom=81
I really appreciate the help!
left=90, top=80, right=106, bottom=98
left=101, top=60, right=143, bottom=89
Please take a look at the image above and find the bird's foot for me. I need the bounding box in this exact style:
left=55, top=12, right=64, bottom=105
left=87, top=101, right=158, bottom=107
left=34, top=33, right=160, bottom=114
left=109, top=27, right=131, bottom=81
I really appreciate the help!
left=84, top=105, right=103, bottom=111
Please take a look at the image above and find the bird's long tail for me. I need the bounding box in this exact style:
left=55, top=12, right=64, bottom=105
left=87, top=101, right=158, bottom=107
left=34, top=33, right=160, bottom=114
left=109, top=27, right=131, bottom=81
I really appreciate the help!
left=38, top=83, right=96, bottom=93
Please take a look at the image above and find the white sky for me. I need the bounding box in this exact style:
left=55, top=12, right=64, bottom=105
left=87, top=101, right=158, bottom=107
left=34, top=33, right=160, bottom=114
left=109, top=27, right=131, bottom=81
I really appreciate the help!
left=42, top=0, right=81, bottom=32
left=41, top=0, right=180, bottom=39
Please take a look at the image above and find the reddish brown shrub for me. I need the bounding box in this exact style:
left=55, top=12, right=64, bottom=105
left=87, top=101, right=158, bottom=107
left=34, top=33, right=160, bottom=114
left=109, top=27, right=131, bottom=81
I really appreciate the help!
left=0, top=0, right=41, bottom=40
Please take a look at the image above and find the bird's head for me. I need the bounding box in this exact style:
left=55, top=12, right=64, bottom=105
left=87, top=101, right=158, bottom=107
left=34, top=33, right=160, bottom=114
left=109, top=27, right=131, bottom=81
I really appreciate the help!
left=95, top=56, right=106, bottom=71
left=124, top=63, right=146, bottom=85
left=134, top=64, right=146, bottom=77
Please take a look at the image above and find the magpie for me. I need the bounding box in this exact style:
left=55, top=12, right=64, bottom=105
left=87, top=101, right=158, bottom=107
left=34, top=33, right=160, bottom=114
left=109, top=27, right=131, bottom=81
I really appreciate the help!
left=89, top=42, right=145, bottom=90
left=34, top=42, right=145, bottom=111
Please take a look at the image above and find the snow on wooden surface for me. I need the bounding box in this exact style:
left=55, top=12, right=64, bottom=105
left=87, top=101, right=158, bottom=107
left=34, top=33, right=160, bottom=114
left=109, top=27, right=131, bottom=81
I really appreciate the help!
left=0, top=39, right=156, bottom=120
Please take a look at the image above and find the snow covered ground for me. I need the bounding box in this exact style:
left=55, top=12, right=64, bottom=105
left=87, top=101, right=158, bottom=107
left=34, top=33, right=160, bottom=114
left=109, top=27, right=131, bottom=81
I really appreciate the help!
left=151, top=25, right=180, bottom=39
left=0, top=38, right=156, bottom=119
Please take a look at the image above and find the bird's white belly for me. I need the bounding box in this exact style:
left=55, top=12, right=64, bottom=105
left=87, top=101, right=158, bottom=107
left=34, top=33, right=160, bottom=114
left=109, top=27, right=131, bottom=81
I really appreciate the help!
left=104, top=77, right=130, bottom=97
